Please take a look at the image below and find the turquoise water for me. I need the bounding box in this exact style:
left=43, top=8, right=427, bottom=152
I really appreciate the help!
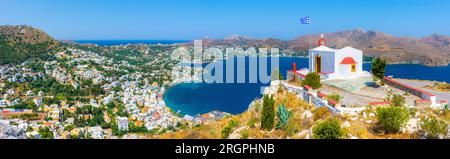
left=164, top=57, right=306, bottom=116
left=165, top=57, right=450, bottom=116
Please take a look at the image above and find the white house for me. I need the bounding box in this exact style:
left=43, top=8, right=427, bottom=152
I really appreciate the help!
left=308, top=34, right=364, bottom=80
left=33, top=97, right=43, bottom=107
left=117, top=117, right=129, bottom=131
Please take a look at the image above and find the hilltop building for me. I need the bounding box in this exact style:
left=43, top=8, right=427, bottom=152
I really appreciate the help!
left=289, top=34, right=366, bottom=80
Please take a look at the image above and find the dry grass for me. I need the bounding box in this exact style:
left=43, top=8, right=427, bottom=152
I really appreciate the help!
left=145, top=83, right=447, bottom=139
left=346, top=120, right=370, bottom=139
left=287, top=78, right=302, bottom=87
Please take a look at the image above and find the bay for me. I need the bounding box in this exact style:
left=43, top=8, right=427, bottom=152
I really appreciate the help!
left=165, top=57, right=450, bottom=116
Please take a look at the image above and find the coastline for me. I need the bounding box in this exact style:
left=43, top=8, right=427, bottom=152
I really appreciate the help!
left=163, top=56, right=450, bottom=120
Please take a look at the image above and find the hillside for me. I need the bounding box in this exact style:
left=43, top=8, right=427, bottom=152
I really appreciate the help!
left=196, top=35, right=288, bottom=49
left=288, top=29, right=450, bottom=66
left=0, top=25, right=62, bottom=64
left=193, top=29, right=450, bottom=66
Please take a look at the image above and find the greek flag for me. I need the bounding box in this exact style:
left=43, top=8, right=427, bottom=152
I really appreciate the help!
left=301, top=16, right=310, bottom=24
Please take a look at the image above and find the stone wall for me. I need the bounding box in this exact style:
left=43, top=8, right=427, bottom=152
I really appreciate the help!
left=280, top=82, right=339, bottom=113
left=384, top=77, right=436, bottom=106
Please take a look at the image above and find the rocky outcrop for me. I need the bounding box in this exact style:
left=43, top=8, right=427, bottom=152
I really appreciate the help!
left=0, top=120, right=27, bottom=139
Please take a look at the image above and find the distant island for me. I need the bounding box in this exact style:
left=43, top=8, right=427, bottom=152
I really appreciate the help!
left=1, top=25, right=449, bottom=66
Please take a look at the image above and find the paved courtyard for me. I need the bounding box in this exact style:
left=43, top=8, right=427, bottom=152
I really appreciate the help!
left=323, top=77, right=374, bottom=93
left=321, top=77, right=419, bottom=107
left=394, top=79, right=450, bottom=103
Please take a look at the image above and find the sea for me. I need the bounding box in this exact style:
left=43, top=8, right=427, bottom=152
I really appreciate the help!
left=75, top=40, right=450, bottom=116
left=74, top=40, right=189, bottom=46
left=165, top=57, right=450, bottom=116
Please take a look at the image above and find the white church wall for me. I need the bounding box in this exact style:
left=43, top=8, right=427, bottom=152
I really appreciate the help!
left=339, top=64, right=359, bottom=79
left=339, top=64, right=350, bottom=79
left=308, top=42, right=364, bottom=81
left=335, top=47, right=363, bottom=77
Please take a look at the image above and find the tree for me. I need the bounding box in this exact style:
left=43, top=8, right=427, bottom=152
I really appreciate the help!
left=261, top=95, right=275, bottom=131
left=302, top=72, right=321, bottom=89
left=38, top=127, right=54, bottom=139
left=371, top=58, right=387, bottom=85
left=106, top=102, right=116, bottom=109
left=313, top=118, right=345, bottom=139
left=376, top=106, right=409, bottom=133
left=421, top=117, right=448, bottom=139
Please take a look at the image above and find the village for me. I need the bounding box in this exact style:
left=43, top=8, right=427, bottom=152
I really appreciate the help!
left=0, top=44, right=225, bottom=139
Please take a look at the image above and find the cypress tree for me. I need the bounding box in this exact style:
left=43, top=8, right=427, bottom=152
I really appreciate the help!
left=261, top=95, right=275, bottom=131
left=371, top=58, right=387, bottom=85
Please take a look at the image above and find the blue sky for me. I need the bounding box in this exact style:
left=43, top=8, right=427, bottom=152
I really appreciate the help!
left=1, top=0, right=449, bottom=40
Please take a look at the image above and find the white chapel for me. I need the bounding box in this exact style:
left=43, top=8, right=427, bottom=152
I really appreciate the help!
left=307, top=34, right=364, bottom=80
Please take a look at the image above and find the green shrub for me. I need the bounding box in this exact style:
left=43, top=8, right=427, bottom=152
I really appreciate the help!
left=313, top=118, right=345, bottom=139
left=276, top=104, right=292, bottom=130
left=285, top=114, right=301, bottom=136
left=302, top=72, right=322, bottom=89
left=247, top=118, right=258, bottom=128
left=327, top=94, right=343, bottom=103
left=390, top=94, right=405, bottom=107
left=261, top=95, right=275, bottom=131
left=421, top=117, right=448, bottom=139
left=221, top=126, right=233, bottom=139
left=38, top=127, right=54, bottom=139
left=240, top=129, right=249, bottom=139
left=221, top=120, right=239, bottom=139
left=376, top=106, right=409, bottom=133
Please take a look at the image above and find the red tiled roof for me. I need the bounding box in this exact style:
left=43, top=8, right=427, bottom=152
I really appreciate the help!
left=416, top=99, right=432, bottom=103
left=303, top=85, right=312, bottom=90
left=340, top=57, right=357, bottom=64
left=328, top=99, right=337, bottom=106
left=152, top=112, right=161, bottom=119
left=317, top=92, right=327, bottom=98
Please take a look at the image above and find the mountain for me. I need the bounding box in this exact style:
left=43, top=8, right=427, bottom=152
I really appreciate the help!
left=191, top=35, right=288, bottom=49
left=194, top=30, right=450, bottom=66
left=0, top=25, right=62, bottom=64
left=288, top=29, right=450, bottom=66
